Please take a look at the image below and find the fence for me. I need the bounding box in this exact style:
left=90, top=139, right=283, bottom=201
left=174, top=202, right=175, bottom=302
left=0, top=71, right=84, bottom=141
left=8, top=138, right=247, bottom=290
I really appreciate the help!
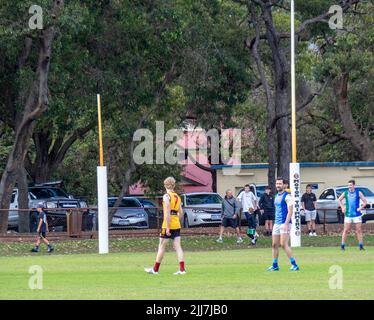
left=0, top=207, right=373, bottom=240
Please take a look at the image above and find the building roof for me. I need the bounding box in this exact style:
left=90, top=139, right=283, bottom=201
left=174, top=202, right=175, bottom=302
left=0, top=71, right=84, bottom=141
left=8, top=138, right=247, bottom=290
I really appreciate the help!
left=211, top=162, right=374, bottom=170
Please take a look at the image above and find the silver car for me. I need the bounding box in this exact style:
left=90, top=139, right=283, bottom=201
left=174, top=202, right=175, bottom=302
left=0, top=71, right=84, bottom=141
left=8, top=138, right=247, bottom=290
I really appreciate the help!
left=109, top=197, right=149, bottom=229
left=315, top=186, right=374, bottom=223
left=181, top=192, right=223, bottom=228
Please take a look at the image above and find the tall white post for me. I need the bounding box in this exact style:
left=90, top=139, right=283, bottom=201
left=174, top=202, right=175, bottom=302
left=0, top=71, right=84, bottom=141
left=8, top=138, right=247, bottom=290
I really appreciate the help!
left=97, top=166, right=109, bottom=254
left=290, top=163, right=301, bottom=247
left=290, top=0, right=301, bottom=247
left=96, top=94, right=109, bottom=254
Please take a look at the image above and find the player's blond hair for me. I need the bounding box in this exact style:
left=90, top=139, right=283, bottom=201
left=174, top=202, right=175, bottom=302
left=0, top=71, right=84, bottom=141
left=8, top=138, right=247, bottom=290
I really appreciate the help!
left=164, top=176, right=176, bottom=190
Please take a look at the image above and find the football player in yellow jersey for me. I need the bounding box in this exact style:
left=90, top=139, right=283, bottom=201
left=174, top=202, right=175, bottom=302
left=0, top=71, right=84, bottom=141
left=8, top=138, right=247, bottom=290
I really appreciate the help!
left=144, top=176, right=186, bottom=275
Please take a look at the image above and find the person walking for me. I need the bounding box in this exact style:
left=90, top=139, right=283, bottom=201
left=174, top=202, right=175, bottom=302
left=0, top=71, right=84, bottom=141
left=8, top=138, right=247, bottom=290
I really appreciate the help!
left=144, top=177, right=186, bottom=275
left=31, top=203, right=54, bottom=253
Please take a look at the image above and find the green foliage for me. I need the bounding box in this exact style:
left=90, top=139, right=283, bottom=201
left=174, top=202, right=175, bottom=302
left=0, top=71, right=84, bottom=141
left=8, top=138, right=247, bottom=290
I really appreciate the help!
left=1, top=0, right=373, bottom=203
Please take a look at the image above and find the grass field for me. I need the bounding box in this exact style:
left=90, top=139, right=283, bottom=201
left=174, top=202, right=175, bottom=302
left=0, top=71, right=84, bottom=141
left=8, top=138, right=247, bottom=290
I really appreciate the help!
left=0, top=235, right=374, bottom=300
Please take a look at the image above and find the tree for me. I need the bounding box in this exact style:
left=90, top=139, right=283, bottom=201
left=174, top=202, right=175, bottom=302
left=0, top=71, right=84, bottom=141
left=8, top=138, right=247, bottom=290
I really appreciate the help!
left=0, top=0, right=65, bottom=233
left=232, top=0, right=360, bottom=187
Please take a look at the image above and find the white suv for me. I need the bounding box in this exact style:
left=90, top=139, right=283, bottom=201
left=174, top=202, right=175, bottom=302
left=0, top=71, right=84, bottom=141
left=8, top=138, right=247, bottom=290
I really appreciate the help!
left=181, top=192, right=223, bottom=228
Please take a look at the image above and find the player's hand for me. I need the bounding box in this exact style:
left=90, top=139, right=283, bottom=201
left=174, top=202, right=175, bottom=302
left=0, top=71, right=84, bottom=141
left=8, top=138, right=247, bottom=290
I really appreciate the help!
left=233, top=214, right=237, bottom=219
left=341, top=207, right=346, bottom=214
left=281, top=224, right=289, bottom=232
left=36, top=229, right=40, bottom=233
left=166, top=228, right=171, bottom=236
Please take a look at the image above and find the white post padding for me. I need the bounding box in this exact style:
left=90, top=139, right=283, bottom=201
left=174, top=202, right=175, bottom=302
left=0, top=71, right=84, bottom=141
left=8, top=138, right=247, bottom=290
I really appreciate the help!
left=290, top=162, right=301, bottom=247
left=97, top=166, right=109, bottom=254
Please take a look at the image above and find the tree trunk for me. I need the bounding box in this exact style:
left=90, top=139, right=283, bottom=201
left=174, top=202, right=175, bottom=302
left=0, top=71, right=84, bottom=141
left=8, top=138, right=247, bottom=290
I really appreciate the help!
left=31, top=131, right=53, bottom=183
left=17, top=165, right=30, bottom=233
left=261, top=5, right=291, bottom=179
left=333, top=74, right=374, bottom=161
left=27, top=124, right=93, bottom=184
left=108, top=141, right=137, bottom=224
left=0, top=0, right=64, bottom=234
left=247, top=4, right=278, bottom=190
left=266, top=125, right=277, bottom=191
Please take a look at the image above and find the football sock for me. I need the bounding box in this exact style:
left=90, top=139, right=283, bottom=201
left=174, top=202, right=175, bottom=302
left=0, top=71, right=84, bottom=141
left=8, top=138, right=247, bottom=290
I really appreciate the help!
left=290, top=257, right=297, bottom=266
left=153, top=262, right=161, bottom=272
left=179, top=261, right=185, bottom=272
left=272, top=258, right=278, bottom=268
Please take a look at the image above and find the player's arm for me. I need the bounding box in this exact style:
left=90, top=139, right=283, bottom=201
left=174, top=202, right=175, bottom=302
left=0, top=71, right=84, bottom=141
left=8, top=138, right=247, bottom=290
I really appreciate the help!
left=281, top=195, right=293, bottom=231
left=254, top=194, right=259, bottom=210
left=178, top=205, right=183, bottom=220
left=45, top=215, right=49, bottom=232
left=337, top=193, right=346, bottom=214
left=236, top=192, right=242, bottom=203
left=259, top=195, right=264, bottom=213
left=301, top=195, right=305, bottom=210
left=164, top=196, right=171, bottom=235
left=233, top=199, right=239, bottom=219
left=37, top=217, right=43, bottom=233
left=358, top=192, right=367, bottom=212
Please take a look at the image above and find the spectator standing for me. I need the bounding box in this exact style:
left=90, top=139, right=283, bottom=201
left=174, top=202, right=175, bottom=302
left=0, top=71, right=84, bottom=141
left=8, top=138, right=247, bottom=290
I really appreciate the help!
left=259, top=186, right=275, bottom=236
left=217, top=190, right=243, bottom=244
left=237, top=184, right=258, bottom=245
left=301, top=185, right=318, bottom=236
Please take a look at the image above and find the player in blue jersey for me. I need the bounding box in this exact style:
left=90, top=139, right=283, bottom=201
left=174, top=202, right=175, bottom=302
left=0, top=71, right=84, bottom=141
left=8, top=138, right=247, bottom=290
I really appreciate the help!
left=338, top=180, right=367, bottom=251
left=267, top=178, right=299, bottom=271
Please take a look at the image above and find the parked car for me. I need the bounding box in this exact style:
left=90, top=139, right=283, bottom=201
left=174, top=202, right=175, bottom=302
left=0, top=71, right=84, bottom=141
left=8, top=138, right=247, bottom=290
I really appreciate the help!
left=136, top=198, right=159, bottom=229
left=181, top=192, right=223, bottom=228
left=109, top=197, right=149, bottom=229
left=314, top=186, right=374, bottom=224
left=8, top=185, right=90, bottom=232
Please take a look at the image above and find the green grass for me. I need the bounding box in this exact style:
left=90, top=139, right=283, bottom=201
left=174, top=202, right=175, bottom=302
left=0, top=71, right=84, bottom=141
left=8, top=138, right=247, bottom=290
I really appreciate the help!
left=0, top=236, right=374, bottom=299
left=2, top=235, right=374, bottom=256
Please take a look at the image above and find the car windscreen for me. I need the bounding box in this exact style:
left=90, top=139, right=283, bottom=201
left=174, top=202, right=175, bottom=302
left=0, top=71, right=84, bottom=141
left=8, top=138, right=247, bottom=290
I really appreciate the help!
left=108, top=198, right=141, bottom=208
left=140, top=200, right=156, bottom=207
left=186, top=194, right=222, bottom=205
left=29, top=188, right=69, bottom=199
left=256, top=186, right=266, bottom=198
left=336, top=187, right=374, bottom=198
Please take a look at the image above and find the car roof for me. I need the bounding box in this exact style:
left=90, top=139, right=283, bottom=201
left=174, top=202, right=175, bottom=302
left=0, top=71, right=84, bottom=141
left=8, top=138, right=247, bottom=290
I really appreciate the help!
left=13, top=186, right=61, bottom=191
left=334, top=186, right=369, bottom=189
left=108, top=196, right=140, bottom=200
left=180, top=192, right=221, bottom=196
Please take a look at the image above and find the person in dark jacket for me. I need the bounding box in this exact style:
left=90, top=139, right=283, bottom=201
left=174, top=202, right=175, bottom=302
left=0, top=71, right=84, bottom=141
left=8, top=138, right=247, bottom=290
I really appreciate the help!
left=259, top=186, right=275, bottom=236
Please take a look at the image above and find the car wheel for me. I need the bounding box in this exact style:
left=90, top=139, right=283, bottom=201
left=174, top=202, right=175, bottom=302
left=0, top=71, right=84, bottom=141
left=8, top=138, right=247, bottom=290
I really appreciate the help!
left=183, top=214, right=190, bottom=228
